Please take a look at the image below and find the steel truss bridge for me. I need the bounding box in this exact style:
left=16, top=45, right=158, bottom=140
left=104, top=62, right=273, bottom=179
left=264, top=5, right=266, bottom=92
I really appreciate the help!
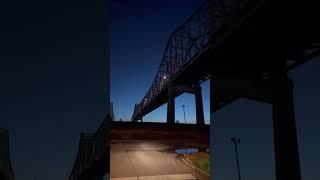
left=131, top=0, right=320, bottom=125
left=69, top=115, right=110, bottom=180
left=129, top=1, right=320, bottom=180
left=132, top=1, right=210, bottom=124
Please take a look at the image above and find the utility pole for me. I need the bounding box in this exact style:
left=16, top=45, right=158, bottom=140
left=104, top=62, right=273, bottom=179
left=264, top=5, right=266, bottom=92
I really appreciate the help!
left=182, top=104, right=186, bottom=124
left=231, top=137, right=241, bottom=180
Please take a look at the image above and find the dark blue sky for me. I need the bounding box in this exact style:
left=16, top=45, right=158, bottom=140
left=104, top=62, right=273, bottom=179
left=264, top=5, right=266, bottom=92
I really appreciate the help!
left=0, top=0, right=108, bottom=179
left=110, top=0, right=210, bottom=124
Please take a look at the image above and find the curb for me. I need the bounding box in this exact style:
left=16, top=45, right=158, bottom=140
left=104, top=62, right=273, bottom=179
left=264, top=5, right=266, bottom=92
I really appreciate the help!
left=180, top=157, right=210, bottom=177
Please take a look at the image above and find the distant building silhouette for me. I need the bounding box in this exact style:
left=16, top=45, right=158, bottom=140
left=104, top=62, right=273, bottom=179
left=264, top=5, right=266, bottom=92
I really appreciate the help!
left=0, top=129, right=15, bottom=180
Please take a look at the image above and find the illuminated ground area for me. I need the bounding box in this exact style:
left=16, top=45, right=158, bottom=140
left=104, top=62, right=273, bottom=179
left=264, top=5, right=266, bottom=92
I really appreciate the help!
left=110, top=142, right=210, bottom=180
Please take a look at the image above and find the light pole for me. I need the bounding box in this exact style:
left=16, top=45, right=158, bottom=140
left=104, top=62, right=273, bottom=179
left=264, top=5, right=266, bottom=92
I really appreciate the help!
left=231, top=137, right=241, bottom=180
left=182, top=104, right=186, bottom=124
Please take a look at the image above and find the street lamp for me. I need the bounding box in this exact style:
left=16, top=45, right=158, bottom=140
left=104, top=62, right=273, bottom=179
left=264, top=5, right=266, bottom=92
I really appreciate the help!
left=230, top=137, right=241, bottom=180
left=182, top=104, right=186, bottom=124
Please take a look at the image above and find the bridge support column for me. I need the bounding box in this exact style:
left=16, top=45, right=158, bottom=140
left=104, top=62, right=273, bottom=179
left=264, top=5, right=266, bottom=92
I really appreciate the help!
left=272, top=75, right=301, bottom=180
left=210, top=74, right=301, bottom=180
left=194, top=83, right=205, bottom=125
left=167, top=85, right=175, bottom=124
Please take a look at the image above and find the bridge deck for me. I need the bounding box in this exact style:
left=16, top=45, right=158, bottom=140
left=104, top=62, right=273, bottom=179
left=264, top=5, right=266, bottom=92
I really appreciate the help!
left=134, top=0, right=320, bottom=119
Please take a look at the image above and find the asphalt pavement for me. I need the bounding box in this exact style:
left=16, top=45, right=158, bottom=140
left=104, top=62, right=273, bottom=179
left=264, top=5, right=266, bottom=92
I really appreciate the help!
left=110, top=142, right=209, bottom=180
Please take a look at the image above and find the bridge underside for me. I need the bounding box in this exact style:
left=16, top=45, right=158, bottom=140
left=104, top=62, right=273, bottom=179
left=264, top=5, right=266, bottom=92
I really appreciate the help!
left=110, top=121, right=210, bottom=149
left=133, top=0, right=320, bottom=122
left=202, top=0, right=320, bottom=76
left=175, top=0, right=320, bottom=107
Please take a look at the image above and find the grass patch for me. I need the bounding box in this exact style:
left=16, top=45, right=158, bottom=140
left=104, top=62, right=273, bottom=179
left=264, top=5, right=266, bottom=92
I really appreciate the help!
left=186, top=152, right=210, bottom=174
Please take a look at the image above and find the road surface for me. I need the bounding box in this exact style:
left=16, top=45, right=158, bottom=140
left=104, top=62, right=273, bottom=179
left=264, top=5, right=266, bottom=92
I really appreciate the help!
left=110, top=142, right=209, bottom=180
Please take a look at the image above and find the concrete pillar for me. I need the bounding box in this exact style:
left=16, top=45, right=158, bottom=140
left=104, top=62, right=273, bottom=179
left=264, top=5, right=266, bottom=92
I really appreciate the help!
left=272, top=75, right=301, bottom=180
left=167, top=85, right=175, bottom=125
left=194, top=83, right=205, bottom=125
